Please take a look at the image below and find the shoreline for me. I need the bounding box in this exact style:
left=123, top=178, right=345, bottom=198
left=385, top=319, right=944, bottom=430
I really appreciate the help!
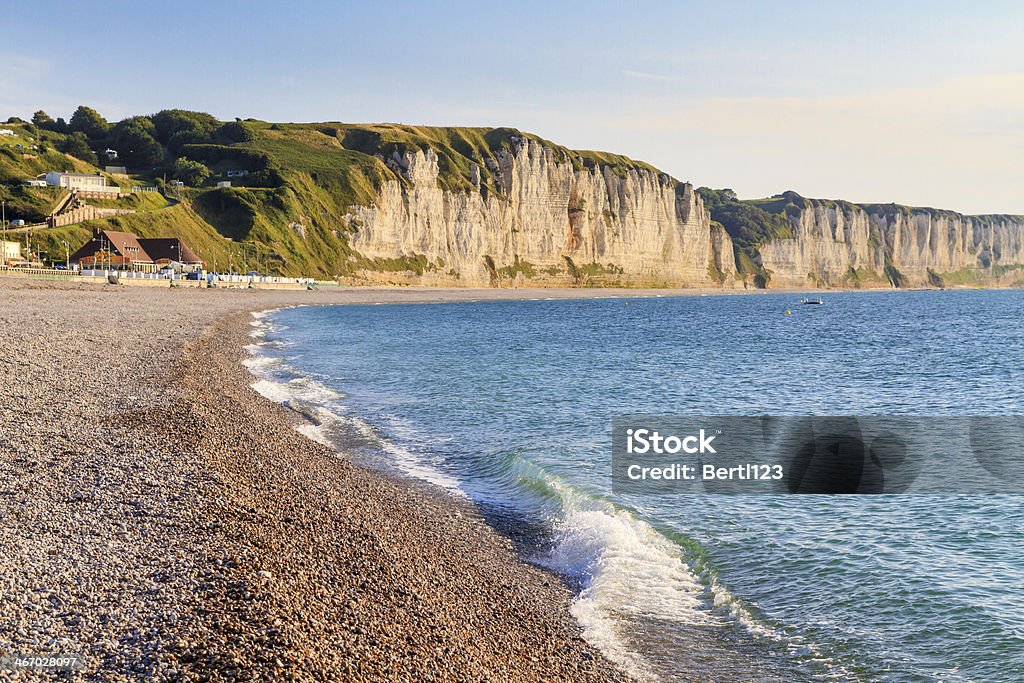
left=0, top=279, right=632, bottom=681
left=178, top=309, right=629, bottom=680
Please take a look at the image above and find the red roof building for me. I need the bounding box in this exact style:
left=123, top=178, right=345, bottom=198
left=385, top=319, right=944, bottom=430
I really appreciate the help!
left=70, top=229, right=202, bottom=270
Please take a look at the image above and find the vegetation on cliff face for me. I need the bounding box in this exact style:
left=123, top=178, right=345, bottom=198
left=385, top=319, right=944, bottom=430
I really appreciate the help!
left=697, top=187, right=796, bottom=286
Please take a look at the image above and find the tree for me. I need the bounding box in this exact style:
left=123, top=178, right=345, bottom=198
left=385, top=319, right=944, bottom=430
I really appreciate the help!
left=167, top=128, right=211, bottom=156
left=151, top=109, right=219, bottom=144
left=5, top=116, right=24, bottom=124
left=32, top=110, right=55, bottom=128
left=172, top=158, right=211, bottom=186
left=216, top=121, right=256, bottom=144
left=110, top=123, right=163, bottom=168
left=60, top=132, right=99, bottom=165
left=117, top=115, right=156, bottom=135
left=69, top=106, right=109, bottom=139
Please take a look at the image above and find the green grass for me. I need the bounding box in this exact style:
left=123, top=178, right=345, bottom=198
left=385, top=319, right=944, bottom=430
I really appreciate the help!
left=571, top=149, right=661, bottom=178
left=497, top=255, right=536, bottom=280
left=929, top=267, right=987, bottom=288
left=84, top=192, right=168, bottom=212
left=992, top=263, right=1024, bottom=278
left=352, top=253, right=438, bottom=275
left=844, top=266, right=886, bottom=288
left=707, top=262, right=727, bottom=284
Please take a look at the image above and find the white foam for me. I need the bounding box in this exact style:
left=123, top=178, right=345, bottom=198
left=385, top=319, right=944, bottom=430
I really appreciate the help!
left=241, top=353, right=282, bottom=373
left=250, top=376, right=342, bottom=405
left=289, top=402, right=467, bottom=496
left=295, top=421, right=336, bottom=448
left=536, top=485, right=716, bottom=682
left=343, top=413, right=465, bottom=496
left=242, top=310, right=465, bottom=497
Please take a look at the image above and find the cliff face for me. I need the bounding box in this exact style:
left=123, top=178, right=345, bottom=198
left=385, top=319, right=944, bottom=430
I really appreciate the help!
left=756, top=200, right=1024, bottom=288
left=872, top=208, right=1024, bottom=283
left=344, top=139, right=736, bottom=287
left=758, top=204, right=884, bottom=287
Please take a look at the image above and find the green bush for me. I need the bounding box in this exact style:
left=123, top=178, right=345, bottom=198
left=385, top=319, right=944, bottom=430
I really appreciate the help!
left=217, top=121, right=257, bottom=143
left=180, top=144, right=271, bottom=171
left=172, top=158, right=212, bottom=186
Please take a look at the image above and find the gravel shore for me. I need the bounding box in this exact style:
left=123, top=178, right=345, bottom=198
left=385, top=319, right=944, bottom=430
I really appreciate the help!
left=0, top=277, right=648, bottom=681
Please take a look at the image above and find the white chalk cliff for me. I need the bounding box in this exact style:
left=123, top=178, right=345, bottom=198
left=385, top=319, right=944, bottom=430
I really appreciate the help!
left=759, top=199, right=1024, bottom=287
left=328, top=135, right=1022, bottom=289
left=344, top=138, right=736, bottom=287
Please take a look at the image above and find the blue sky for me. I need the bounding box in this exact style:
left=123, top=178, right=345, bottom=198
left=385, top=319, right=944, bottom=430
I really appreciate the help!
left=2, top=1, right=1022, bottom=213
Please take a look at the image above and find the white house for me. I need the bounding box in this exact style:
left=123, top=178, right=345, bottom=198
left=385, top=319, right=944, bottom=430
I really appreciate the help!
left=2, top=241, right=20, bottom=262
left=24, top=178, right=48, bottom=187
left=216, top=180, right=231, bottom=188
left=0, top=128, right=14, bottom=137
left=44, top=172, right=117, bottom=192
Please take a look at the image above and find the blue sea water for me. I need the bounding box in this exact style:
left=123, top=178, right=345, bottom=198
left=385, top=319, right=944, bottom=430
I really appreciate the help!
left=246, top=290, right=1024, bottom=682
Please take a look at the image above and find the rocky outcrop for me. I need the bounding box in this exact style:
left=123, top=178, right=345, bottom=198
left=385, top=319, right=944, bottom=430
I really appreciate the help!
left=344, top=139, right=736, bottom=287
left=757, top=199, right=1024, bottom=288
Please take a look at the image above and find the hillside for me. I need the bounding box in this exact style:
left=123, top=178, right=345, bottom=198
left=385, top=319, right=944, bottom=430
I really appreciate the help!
left=2, top=108, right=1023, bottom=288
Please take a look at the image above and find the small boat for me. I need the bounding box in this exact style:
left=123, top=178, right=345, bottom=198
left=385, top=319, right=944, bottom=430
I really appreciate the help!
left=800, top=297, right=824, bottom=305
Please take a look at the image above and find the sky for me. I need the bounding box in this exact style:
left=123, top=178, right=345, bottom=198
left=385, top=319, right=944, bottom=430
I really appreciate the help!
left=2, top=1, right=1022, bottom=214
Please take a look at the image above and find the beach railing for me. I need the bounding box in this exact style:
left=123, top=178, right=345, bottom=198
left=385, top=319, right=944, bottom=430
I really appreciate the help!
left=0, top=265, right=77, bottom=279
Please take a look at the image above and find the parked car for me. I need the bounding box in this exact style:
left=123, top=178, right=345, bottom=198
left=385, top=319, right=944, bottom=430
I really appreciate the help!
left=186, top=271, right=202, bottom=281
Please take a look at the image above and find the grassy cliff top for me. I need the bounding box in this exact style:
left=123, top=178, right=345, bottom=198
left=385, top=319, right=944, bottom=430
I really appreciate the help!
left=227, top=121, right=670, bottom=195
left=737, top=189, right=1024, bottom=222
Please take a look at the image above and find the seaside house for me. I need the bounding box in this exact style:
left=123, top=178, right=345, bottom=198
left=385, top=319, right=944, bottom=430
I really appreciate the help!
left=137, top=237, right=203, bottom=268
left=44, top=172, right=119, bottom=194
left=0, top=128, right=14, bottom=137
left=2, top=240, right=21, bottom=265
left=69, top=229, right=202, bottom=271
left=70, top=230, right=156, bottom=271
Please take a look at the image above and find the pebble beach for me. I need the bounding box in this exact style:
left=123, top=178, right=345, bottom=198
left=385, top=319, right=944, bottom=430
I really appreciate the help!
left=0, top=277, right=652, bottom=681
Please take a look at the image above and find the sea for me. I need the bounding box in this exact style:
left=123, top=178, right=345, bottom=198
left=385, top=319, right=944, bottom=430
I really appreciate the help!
left=244, top=290, right=1024, bottom=682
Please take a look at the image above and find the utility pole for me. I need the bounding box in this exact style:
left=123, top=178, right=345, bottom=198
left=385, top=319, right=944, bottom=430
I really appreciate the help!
left=62, top=239, right=69, bottom=270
